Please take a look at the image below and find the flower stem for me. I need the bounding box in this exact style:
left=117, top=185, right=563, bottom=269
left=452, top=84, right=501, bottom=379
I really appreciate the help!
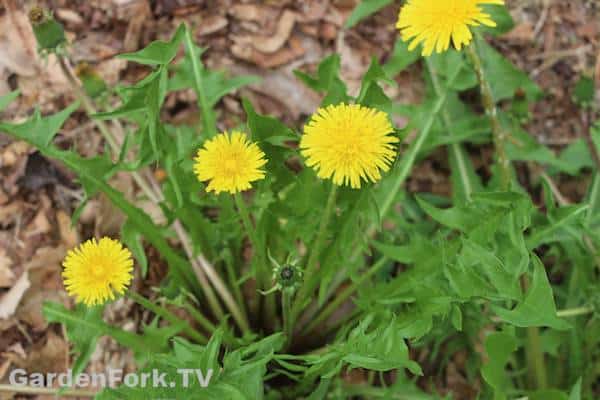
left=425, top=57, right=474, bottom=201
left=556, top=306, right=594, bottom=318
left=290, top=184, right=338, bottom=329
left=233, top=193, right=276, bottom=326
left=520, top=276, right=547, bottom=390
left=282, top=289, right=293, bottom=342
left=0, top=384, right=96, bottom=398
left=128, top=291, right=208, bottom=344
left=181, top=300, right=217, bottom=333
left=466, top=36, right=511, bottom=190
left=302, top=257, right=388, bottom=335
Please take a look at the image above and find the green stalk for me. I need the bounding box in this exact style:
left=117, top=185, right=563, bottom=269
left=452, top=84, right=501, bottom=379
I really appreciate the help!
left=425, top=57, right=474, bottom=201
left=0, top=384, right=96, bottom=398
left=557, top=306, right=594, bottom=318
left=128, top=291, right=208, bottom=344
left=234, top=193, right=276, bottom=326
left=181, top=301, right=217, bottom=333
left=282, top=289, right=293, bottom=342
left=183, top=24, right=217, bottom=136
left=290, top=184, right=338, bottom=325
left=466, top=36, right=511, bottom=190
left=378, top=62, right=461, bottom=218
left=520, top=275, right=547, bottom=390
left=303, top=257, right=388, bottom=335
left=525, top=325, right=548, bottom=390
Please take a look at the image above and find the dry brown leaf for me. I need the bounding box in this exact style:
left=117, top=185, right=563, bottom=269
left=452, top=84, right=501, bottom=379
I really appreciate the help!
left=123, top=0, right=152, bottom=52
left=502, top=22, right=534, bottom=43
left=22, top=331, right=69, bottom=375
left=55, top=8, right=85, bottom=27
left=18, top=290, right=64, bottom=332
left=0, top=250, right=15, bottom=288
left=250, top=10, right=297, bottom=54
left=232, top=35, right=306, bottom=68
left=15, top=246, right=66, bottom=330
left=197, top=15, right=229, bottom=36
left=0, top=201, right=24, bottom=229
left=0, top=272, right=30, bottom=319
left=297, top=0, right=330, bottom=23
left=57, top=210, right=79, bottom=249
left=0, top=12, right=38, bottom=77
left=228, top=4, right=278, bottom=25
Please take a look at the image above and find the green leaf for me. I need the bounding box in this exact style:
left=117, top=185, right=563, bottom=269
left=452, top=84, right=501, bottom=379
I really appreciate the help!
left=43, top=302, right=163, bottom=358
left=0, top=102, right=79, bottom=148
left=345, top=0, right=393, bottom=28
left=0, top=90, right=20, bottom=112
left=529, top=390, right=569, bottom=400
left=99, top=332, right=284, bottom=399
left=294, top=54, right=349, bottom=106
left=119, top=24, right=185, bottom=65
left=449, top=143, right=482, bottom=204
left=480, top=4, right=515, bottom=35
left=573, top=75, right=595, bottom=107
left=121, top=221, right=149, bottom=277
left=477, top=40, right=543, bottom=102
left=243, top=99, right=296, bottom=189
left=357, top=57, right=393, bottom=113
left=568, top=378, right=582, bottom=400
left=169, top=59, right=260, bottom=108
left=492, top=256, right=571, bottom=329
left=306, top=314, right=422, bottom=380
left=383, top=39, right=421, bottom=77
left=481, top=332, right=518, bottom=400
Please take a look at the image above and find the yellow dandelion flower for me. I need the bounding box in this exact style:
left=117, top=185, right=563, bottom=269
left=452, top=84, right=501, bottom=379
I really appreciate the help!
left=300, top=103, right=398, bottom=189
left=397, top=0, right=505, bottom=56
left=62, top=238, right=134, bottom=306
left=194, top=131, right=267, bottom=194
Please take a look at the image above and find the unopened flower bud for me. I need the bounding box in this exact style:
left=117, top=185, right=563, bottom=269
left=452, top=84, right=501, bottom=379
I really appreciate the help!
left=29, top=7, right=66, bottom=51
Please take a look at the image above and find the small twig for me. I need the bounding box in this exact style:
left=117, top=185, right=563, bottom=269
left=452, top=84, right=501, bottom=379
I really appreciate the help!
left=532, top=0, right=550, bottom=39
left=0, top=384, right=97, bottom=398
left=173, top=220, right=250, bottom=334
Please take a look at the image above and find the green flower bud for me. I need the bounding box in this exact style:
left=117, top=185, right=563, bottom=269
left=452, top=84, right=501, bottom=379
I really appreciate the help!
left=75, top=63, right=107, bottom=98
left=273, top=262, right=303, bottom=291
left=267, top=251, right=304, bottom=293
left=29, top=7, right=66, bottom=51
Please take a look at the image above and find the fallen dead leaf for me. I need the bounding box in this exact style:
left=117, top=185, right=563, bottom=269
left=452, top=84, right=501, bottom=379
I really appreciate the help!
left=20, top=331, right=69, bottom=375
left=0, top=271, right=31, bottom=319
left=0, top=201, right=24, bottom=228
left=16, top=246, right=66, bottom=330
left=232, top=34, right=306, bottom=68
left=55, top=8, right=85, bottom=27
left=197, top=15, right=229, bottom=36
left=0, top=250, right=15, bottom=288
left=0, top=11, right=38, bottom=77
left=250, top=10, right=297, bottom=54
left=57, top=210, right=79, bottom=249
left=228, top=4, right=278, bottom=25
left=502, top=22, right=534, bottom=43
